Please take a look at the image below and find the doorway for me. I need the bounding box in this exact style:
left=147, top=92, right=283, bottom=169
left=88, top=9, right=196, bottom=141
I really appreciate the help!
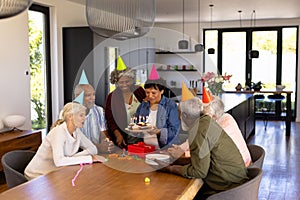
left=29, top=4, right=52, bottom=131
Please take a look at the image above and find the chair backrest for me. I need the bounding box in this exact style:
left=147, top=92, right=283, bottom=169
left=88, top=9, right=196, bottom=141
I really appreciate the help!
left=207, top=168, right=263, bottom=200
left=1, top=150, right=35, bottom=189
left=247, top=144, right=265, bottom=169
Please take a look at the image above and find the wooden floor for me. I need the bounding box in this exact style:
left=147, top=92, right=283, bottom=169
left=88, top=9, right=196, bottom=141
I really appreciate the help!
left=0, top=120, right=300, bottom=199
left=247, top=120, right=300, bottom=200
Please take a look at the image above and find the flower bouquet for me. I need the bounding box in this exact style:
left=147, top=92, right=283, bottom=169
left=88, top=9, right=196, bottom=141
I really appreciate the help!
left=200, top=72, right=232, bottom=95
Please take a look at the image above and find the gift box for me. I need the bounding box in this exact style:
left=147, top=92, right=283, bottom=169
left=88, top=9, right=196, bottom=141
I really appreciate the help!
left=128, top=142, right=156, bottom=157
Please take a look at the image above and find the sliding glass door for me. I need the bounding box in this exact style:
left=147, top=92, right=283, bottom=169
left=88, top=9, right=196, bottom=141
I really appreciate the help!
left=222, top=32, right=246, bottom=89
left=252, top=31, right=277, bottom=88
left=204, top=26, right=298, bottom=120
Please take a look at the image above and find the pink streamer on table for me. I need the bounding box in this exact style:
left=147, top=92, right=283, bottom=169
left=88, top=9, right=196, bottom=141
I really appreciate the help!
left=72, top=163, right=84, bottom=186
left=72, top=162, right=92, bottom=187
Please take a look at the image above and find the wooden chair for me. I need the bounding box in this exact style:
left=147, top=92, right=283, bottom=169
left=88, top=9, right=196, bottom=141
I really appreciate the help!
left=207, top=168, right=263, bottom=200
left=247, top=144, right=265, bottom=169
left=1, top=150, right=35, bottom=189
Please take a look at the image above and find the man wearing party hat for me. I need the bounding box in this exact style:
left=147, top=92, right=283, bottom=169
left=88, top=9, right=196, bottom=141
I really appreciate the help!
left=72, top=70, right=114, bottom=153
left=134, top=64, right=180, bottom=149
left=156, top=82, right=248, bottom=199
left=105, top=56, right=146, bottom=148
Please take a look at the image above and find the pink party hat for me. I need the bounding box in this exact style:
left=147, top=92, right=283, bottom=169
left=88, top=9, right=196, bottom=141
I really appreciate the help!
left=148, top=64, right=160, bottom=80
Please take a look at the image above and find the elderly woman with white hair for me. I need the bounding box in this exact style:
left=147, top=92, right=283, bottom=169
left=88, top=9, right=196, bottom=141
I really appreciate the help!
left=25, top=102, right=104, bottom=180
left=203, top=95, right=252, bottom=167
left=158, top=87, right=248, bottom=199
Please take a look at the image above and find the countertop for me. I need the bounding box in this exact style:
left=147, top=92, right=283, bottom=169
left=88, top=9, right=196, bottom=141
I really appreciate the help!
left=173, top=93, right=253, bottom=112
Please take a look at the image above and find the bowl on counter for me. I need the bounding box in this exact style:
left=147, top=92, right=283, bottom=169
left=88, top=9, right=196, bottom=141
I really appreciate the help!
left=276, top=85, right=285, bottom=91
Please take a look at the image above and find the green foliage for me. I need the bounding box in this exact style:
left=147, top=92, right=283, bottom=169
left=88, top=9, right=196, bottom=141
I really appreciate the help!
left=253, top=29, right=297, bottom=54
left=31, top=98, right=46, bottom=129
left=29, top=18, right=46, bottom=129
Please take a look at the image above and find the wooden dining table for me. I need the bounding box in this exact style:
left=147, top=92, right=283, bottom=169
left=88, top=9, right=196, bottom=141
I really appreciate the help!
left=0, top=154, right=203, bottom=200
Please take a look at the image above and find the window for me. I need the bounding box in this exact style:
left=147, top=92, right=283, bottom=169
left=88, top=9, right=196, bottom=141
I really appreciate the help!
left=204, top=26, right=298, bottom=120
left=29, top=4, right=52, bottom=131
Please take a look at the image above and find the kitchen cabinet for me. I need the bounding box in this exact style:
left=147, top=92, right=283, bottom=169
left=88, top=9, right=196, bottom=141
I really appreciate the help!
left=224, top=94, right=255, bottom=140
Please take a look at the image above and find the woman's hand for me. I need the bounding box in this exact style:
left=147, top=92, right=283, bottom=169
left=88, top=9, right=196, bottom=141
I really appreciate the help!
left=147, top=127, right=161, bottom=135
left=92, top=155, right=106, bottom=163
left=114, top=130, right=126, bottom=148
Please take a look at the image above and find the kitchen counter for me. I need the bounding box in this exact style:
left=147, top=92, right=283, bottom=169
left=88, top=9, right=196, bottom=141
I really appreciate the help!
left=219, top=93, right=253, bottom=112
left=173, top=93, right=254, bottom=140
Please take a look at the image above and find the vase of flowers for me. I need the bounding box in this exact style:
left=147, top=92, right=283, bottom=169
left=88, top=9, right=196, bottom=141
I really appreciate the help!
left=200, top=72, right=232, bottom=96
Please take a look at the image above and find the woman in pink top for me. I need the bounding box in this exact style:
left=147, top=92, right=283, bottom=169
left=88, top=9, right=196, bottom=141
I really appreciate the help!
left=203, top=96, right=252, bottom=167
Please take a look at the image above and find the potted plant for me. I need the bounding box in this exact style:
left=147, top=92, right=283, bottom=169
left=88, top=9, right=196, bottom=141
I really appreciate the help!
left=251, top=81, right=263, bottom=91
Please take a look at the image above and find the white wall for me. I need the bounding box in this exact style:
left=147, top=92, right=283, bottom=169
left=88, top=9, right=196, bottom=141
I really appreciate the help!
left=0, top=0, right=87, bottom=132
left=0, top=12, right=31, bottom=131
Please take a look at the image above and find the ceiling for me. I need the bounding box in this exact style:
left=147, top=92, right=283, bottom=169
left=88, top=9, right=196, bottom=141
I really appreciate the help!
left=69, top=0, right=300, bottom=23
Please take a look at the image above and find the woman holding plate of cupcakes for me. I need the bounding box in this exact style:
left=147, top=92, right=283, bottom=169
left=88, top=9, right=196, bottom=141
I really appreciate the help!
left=134, top=65, right=180, bottom=149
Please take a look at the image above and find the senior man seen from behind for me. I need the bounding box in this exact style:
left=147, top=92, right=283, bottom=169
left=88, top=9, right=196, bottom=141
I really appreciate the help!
left=156, top=83, right=248, bottom=200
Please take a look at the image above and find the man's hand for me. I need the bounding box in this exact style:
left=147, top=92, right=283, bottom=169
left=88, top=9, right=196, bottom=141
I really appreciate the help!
left=168, top=145, right=185, bottom=159
left=150, top=158, right=172, bottom=173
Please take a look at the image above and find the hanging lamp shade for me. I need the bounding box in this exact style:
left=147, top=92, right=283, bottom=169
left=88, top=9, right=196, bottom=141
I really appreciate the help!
left=207, top=4, right=215, bottom=54
left=194, top=0, right=204, bottom=52
left=249, top=10, right=259, bottom=59
left=86, top=0, right=155, bottom=40
left=0, top=0, right=33, bottom=19
left=178, top=0, right=188, bottom=49
left=208, top=48, right=215, bottom=54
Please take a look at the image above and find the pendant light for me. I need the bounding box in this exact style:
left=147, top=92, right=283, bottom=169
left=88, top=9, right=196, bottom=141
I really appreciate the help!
left=238, top=10, right=242, bottom=27
left=178, top=0, right=188, bottom=49
left=207, top=4, right=215, bottom=54
left=86, top=0, right=155, bottom=40
left=0, top=0, right=33, bottom=19
left=194, top=0, right=204, bottom=52
left=249, top=10, right=259, bottom=59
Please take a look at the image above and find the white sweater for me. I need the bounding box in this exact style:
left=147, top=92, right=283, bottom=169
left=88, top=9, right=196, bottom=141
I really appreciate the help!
left=25, top=122, right=97, bottom=180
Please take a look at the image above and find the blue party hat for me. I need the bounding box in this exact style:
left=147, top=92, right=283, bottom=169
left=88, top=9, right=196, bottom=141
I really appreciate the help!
left=79, top=70, right=89, bottom=84
left=73, top=91, right=84, bottom=105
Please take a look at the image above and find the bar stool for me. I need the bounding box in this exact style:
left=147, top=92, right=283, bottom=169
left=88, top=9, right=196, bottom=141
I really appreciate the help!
left=254, top=94, right=269, bottom=130
left=267, top=94, right=285, bottom=117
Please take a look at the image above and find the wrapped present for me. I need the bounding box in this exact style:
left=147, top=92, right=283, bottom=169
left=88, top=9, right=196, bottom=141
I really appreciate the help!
left=128, top=142, right=155, bottom=157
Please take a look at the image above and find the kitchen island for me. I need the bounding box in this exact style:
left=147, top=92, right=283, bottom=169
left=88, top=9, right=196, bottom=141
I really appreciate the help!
left=175, top=93, right=255, bottom=140
left=220, top=93, right=255, bottom=140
